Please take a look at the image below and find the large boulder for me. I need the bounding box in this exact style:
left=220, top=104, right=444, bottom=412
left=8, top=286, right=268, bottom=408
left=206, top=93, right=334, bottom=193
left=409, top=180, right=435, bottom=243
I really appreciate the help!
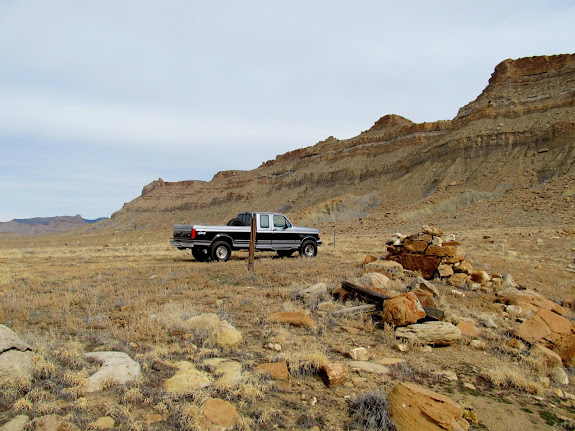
left=390, top=253, right=441, bottom=279
left=388, top=382, right=469, bottom=431
left=515, top=309, right=575, bottom=366
left=84, top=351, right=141, bottom=393
left=382, top=292, right=426, bottom=327
left=0, top=325, right=33, bottom=381
left=395, top=322, right=462, bottom=346
left=497, top=289, right=569, bottom=316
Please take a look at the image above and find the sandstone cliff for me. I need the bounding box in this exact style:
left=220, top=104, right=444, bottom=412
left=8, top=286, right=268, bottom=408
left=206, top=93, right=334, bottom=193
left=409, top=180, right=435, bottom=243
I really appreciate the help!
left=107, top=54, right=575, bottom=235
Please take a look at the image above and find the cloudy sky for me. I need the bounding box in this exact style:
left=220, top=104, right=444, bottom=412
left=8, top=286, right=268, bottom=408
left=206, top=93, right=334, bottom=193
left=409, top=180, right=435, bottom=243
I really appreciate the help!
left=1, top=1, right=574, bottom=221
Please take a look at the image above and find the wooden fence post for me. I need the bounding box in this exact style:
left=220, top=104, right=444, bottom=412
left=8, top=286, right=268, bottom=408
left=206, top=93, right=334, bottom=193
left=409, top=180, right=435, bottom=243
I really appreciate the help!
left=248, top=212, right=256, bottom=272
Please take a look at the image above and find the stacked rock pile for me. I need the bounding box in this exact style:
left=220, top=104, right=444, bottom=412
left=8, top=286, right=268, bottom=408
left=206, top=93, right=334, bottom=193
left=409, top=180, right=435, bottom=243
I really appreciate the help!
left=385, top=225, right=503, bottom=290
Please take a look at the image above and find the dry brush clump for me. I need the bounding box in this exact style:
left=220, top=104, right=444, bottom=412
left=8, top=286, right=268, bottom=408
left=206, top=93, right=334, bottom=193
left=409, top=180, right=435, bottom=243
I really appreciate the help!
left=348, top=390, right=396, bottom=431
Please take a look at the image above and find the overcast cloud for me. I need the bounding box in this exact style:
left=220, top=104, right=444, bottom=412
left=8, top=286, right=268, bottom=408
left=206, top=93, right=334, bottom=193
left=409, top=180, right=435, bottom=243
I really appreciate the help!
left=1, top=1, right=574, bottom=221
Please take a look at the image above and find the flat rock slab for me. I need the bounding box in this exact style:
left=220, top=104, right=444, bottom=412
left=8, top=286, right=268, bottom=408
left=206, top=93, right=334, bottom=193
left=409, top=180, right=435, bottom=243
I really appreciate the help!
left=388, top=382, right=469, bottom=431
left=31, top=414, right=80, bottom=431
left=165, top=361, right=212, bottom=395
left=348, top=361, right=391, bottom=375
left=0, top=415, right=29, bottom=431
left=395, top=321, right=462, bottom=346
left=0, top=325, right=32, bottom=353
left=0, top=350, right=33, bottom=381
left=200, top=398, right=240, bottom=429
left=203, top=358, right=243, bottom=385
left=254, top=361, right=289, bottom=380
left=84, top=351, right=141, bottom=393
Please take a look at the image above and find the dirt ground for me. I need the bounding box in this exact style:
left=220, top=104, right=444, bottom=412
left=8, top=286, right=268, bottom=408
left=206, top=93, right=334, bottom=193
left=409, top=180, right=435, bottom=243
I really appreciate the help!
left=0, top=226, right=574, bottom=430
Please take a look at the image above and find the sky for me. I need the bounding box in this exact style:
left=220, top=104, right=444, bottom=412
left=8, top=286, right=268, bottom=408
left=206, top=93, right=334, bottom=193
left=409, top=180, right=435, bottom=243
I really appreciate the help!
left=1, top=1, right=574, bottom=221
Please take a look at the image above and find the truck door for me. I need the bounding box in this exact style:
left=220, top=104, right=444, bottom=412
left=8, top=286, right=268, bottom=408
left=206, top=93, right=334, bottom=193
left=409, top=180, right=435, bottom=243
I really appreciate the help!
left=256, top=214, right=273, bottom=249
left=272, top=214, right=298, bottom=250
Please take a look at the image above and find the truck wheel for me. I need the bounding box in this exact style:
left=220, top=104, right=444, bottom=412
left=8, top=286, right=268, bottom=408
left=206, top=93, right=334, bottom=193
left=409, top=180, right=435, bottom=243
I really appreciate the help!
left=192, top=247, right=209, bottom=261
left=277, top=250, right=294, bottom=258
left=226, top=218, right=245, bottom=226
left=211, top=241, right=231, bottom=262
left=299, top=240, right=317, bottom=258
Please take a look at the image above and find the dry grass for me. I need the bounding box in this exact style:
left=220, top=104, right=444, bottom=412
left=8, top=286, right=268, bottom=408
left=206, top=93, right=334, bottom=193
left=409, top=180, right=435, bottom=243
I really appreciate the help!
left=0, top=229, right=573, bottom=429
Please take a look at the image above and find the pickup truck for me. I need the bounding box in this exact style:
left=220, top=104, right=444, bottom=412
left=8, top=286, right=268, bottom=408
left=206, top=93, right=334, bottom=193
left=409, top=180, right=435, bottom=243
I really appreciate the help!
left=170, top=212, right=322, bottom=262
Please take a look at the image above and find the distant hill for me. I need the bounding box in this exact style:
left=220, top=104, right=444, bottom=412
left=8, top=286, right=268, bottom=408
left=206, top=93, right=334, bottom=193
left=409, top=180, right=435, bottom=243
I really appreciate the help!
left=0, top=215, right=108, bottom=235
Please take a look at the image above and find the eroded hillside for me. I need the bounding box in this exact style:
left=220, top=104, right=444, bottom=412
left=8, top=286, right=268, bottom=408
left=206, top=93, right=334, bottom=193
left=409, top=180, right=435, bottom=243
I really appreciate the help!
left=96, top=54, right=574, bottom=241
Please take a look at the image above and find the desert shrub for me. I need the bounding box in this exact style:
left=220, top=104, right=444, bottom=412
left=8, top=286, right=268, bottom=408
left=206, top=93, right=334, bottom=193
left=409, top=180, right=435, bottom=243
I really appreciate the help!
left=348, top=390, right=396, bottom=431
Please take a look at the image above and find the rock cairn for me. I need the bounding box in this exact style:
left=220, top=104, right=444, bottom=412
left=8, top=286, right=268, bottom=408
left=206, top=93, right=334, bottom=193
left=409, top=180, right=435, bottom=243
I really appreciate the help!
left=385, top=225, right=502, bottom=290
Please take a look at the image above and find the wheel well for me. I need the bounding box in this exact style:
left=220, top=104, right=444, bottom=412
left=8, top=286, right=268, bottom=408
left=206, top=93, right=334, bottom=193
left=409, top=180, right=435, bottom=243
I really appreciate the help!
left=212, top=235, right=233, bottom=247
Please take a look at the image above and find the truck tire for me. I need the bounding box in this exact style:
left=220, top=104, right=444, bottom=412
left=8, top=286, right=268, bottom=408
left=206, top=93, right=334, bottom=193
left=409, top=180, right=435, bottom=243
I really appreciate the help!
left=192, top=247, right=210, bottom=261
left=277, top=250, right=294, bottom=258
left=211, top=241, right=232, bottom=262
left=299, top=240, right=317, bottom=258
left=226, top=218, right=245, bottom=226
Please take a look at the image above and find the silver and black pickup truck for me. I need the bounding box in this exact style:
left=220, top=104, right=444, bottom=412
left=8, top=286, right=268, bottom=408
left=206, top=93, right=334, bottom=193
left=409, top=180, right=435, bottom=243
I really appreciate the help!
left=170, top=212, right=322, bottom=262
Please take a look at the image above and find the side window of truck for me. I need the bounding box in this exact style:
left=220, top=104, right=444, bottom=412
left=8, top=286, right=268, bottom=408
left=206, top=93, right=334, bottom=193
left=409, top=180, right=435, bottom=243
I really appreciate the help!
left=260, top=215, right=270, bottom=228
left=273, top=215, right=288, bottom=229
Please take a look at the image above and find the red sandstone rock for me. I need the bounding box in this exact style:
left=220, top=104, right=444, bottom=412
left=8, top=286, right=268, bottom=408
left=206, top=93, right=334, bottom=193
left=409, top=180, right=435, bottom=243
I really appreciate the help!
left=391, top=253, right=441, bottom=279
left=382, top=292, right=426, bottom=327
left=388, top=382, right=470, bottom=431
left=319, top=363, right=348, bottom=387
left=403, top=239, right=429, bottom=253
left=426, top=245, right=457, bottom=257
left=254, top=361, right=289, bottom=380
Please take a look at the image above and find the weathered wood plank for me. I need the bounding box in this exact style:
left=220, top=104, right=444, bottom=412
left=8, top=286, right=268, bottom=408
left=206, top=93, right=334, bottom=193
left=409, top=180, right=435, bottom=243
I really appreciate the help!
left=331, top=304, right=377, bottom=316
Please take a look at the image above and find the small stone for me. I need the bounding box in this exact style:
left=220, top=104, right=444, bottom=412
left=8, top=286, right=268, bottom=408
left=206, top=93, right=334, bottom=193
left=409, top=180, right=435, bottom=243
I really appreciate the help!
left=211, top=320, right=242, bottom=349
left=448, top=273, right=470, bottom=288
left=432, top=370, right=458, bottom=381
left=530, top=343, right=563, bottom=369
left=273, top=343, right=282, bottom=352
left=165, top=362, right=212, bottom=395
left=363, top=254, right=378, bottom=265
left=341, top=326, right=361, bottom=335
left=450, top=289, right=465, bottom=297
left=470, top=340, right=486, bottom=350
left=319, top=363, right=348, bottom=387
left=349, top=347, right=369, bottom=361
left=422, top=225, right=443, bottom=236
left=92, top=416, right=115, bottom=430
left=437, top=264, right=454, bottom=277
left=84, top=351, right=141, bottom=393
left=554, top=387, right=566, bottom=398
left=200, top=398, right=240, bottom=429
left=394, top=343, right=409, bottom=352
left=476, top=312, right=498, bottom=329
left=255, top=361, right=289, bottom=380
left=129, top=342, right=138, bottom=349
left=310, top=396, right=317, bottom=406
left=431, top=236, right=443, bottom=246
left=463, top=382, right=477, bottom=391
left=421, top=345, right=433, bottom=353
left=552, top=367, right=569, bottom=385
